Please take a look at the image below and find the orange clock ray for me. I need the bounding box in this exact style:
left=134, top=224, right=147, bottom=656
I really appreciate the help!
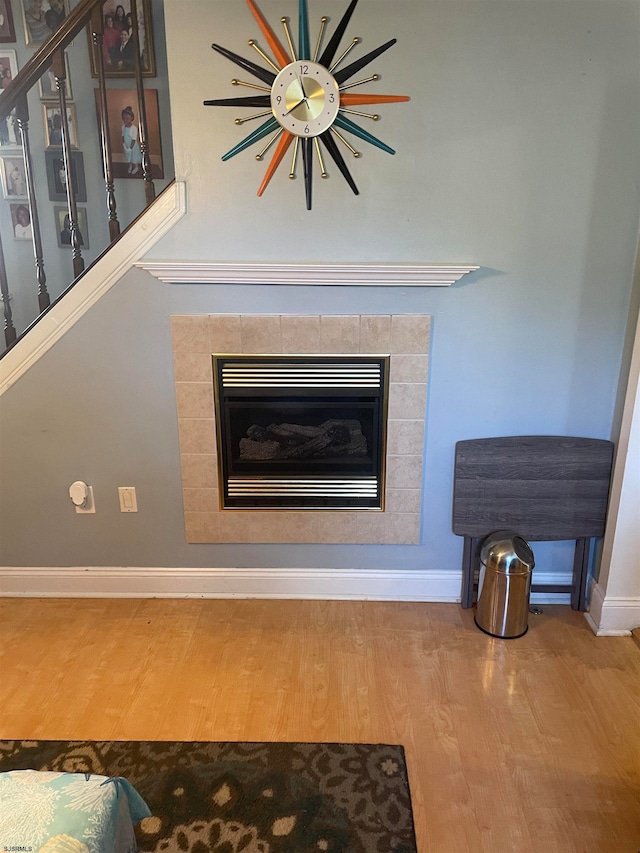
left=340, top=94, right=410, bottom=107
left=246, top=0, right=291, bottom=69
left=257, top=131, right=295, bottom=196
left=204, top=0, right=410, bottom=210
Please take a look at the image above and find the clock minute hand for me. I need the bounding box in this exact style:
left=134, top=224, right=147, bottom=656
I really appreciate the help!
left=283, top=98, right=307, bottom=116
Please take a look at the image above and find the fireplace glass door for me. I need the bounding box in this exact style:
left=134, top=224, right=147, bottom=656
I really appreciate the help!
left=213, top=356, right=389, bottom=509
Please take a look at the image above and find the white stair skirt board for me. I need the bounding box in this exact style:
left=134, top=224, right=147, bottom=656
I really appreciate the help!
left=584, top=581, right=640, bottom=636
left=0, top=566, right=571, bottom=602
left=0, top=182, right=187, bottom=398
left=137, top=262, right=479, bottom=287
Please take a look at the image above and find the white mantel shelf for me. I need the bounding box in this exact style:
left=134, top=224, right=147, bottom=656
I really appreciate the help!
left=136, top=262, right=479, bottom=287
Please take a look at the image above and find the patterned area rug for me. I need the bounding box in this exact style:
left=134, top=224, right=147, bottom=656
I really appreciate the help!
left=0, top=741, right=417, bottom=853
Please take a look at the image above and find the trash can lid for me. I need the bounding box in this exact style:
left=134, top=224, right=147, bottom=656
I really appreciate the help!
left=480, top=530, right=535, bottom=574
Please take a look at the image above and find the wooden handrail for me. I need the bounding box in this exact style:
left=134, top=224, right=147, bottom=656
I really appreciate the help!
left=0, top=0, right=100, bottom=121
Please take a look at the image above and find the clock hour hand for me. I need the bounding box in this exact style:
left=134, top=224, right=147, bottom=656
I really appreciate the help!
left=298, top=76, right=308, bottom=101
left=283, top=98, right=307, bottom=117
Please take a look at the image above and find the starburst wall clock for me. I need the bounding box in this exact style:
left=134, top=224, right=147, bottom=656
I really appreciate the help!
left=204, top=0, right=409, bottom=210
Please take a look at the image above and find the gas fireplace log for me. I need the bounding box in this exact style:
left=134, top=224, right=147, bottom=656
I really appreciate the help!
left=266, top=423, right=324, bottom=442
left=239, top=418, right=368, bottom=460
left=239, top=438, right=281, bottom=459
left=317, top=434, right=368, bottom=457
left=285, top=433, right=333, bottom=458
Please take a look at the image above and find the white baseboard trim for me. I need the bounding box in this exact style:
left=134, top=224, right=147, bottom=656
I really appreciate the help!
left=584, top=581, right=640, bottom=636
left=0, top=566, right=572, bottom=602
left=0, top=182, right=187, bottom=397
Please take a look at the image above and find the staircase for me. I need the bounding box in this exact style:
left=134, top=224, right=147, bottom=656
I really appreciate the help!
left=0, top=0, right=177, bottom=359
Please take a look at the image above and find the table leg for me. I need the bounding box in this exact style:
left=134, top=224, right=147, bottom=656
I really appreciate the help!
left=572, top=538, right=590, bottom=611
left=461, top=536, right=480, bottom=608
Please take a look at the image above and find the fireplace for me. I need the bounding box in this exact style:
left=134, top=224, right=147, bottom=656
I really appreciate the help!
left=213, top=355, right=389, bottom=509
left=172, top=313, right=430, bottom=545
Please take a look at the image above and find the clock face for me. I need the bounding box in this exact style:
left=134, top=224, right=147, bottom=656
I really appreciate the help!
left=204, top=0, right=410, bottom=210
left=271, top=61, right=340, bottom=137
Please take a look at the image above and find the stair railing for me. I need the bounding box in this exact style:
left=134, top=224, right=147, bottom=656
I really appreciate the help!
left=0, top=0, right=157, bottom=352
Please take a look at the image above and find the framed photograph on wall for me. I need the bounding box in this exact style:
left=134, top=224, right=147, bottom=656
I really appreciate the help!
left=0, top=154, right=25, bottom=197
left=21, top=0, right=67, bottom=45
left=45, top=149, right=86, bottom=201
left=0, top=1, right=16, bottom=42
left=54, top=204, right=89, bottom=249
left=0, top=49, right=17, bottom=92
left=10, top=201, right=31, bottom=239
left=42, top=103, right=77, bottom=147
left=38, top=57, right=72, bottom=100
left=94, top=87, right=163, bottom=179
left=88, top=0, right=155, bottom=78
left=0, top=109, right=19, bottom=146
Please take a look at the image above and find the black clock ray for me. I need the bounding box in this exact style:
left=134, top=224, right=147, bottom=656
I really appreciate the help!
left=334, top=38, right=397, bottom=85
left=211, top=43, right=276, bottom=86
left=301, top=137, right=313, bottom=210
left=204, top=95, right=272, bottom=108
left=320, top=131, right=359, bottom=195
left=318, top=0, right=359, bottom=69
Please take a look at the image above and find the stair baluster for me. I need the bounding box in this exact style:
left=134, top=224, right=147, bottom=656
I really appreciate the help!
left=130, top=0, right=155, bottom=205
left=90, top=5, right=120, bottom=242
left=53, top=48, right=84, bottom=280
left=0, top=238, right=17, bottom=348
left=15, top=94, right=50, bottom=313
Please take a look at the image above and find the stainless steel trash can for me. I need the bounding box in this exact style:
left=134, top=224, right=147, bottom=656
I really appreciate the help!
left=475, top=530, right=535, bottom=638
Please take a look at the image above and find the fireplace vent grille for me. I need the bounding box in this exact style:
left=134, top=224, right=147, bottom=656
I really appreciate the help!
left=227, top=477, right=379, bottom=498
left=221, top=362, right=382, bottom=388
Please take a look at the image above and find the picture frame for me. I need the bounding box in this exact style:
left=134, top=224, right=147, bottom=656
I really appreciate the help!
left=10, top=201, right=31, bottom=239
left=45, top=149, right=86, bottom=201
left=88, top=0, right=155, bottom=78
left=38, top=56, right=72, bottom=100
left=0, top=1, right=16, bottom=43
left=94, top=87, right=163, bottom=179
left=0, top=49, right=17, bottom=93
left=0, top=154, right=26, bottom=197
left=0, top=108, right=19, bottom=146
left=42, top=102, right=77, bottom=147
left=54, top=204, right=89, bottom=249
left=21, top=0, right=68, bottom=46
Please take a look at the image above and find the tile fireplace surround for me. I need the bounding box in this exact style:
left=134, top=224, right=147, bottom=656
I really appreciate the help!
left=172, top=314, right=430, bottom=545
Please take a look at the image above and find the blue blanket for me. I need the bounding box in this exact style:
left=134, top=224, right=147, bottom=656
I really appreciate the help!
left=0, top=771, right=151, bottom=853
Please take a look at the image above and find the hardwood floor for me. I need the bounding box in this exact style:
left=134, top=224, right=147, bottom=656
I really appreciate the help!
left=0, top=597, right=638, bottom=852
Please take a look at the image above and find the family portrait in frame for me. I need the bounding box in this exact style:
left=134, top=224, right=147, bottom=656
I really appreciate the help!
left=38, top=58, right=72, bottom=100
left=95, top=87, right=162, bottom=179
left=54, top=204, right=88, bottom=249
left=0, top=109, right=19, bottom=146
left=42, top=103, right=78, bottom=147
left=0, top=0, right=16, bottom=42
left=89, top=0, right=155, bottom=78
left=0, top=155, right=26, bottom=197
left=45, top=148, right=86, bottom=201
left=0, top=49, right=17, bottom=92
left=10, top=201, right=31, bottom=239
left=20, top=0, right=67, bottom=45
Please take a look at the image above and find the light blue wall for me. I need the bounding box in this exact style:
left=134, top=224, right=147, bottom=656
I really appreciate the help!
left=1, top=0, right=639, bottom=576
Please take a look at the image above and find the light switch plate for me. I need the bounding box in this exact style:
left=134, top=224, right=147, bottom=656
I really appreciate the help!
left=118, top=487, right=138, bottom=512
